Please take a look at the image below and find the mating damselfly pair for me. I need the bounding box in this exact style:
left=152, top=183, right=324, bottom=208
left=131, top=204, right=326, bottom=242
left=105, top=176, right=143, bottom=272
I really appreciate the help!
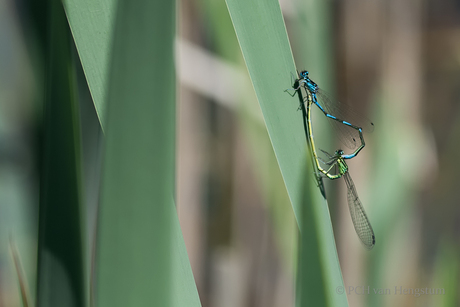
left=287, top=70, right=375, bottom=250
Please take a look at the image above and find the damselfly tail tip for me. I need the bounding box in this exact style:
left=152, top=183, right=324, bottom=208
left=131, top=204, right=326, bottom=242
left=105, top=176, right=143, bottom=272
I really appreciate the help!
left=365, top=235, right=376, bottom=250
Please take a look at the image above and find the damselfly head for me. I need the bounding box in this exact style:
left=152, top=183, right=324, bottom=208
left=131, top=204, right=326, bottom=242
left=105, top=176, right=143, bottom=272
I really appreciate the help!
left=335, top=149, right=344, bottom=156
left=300, top=70, right=309, bottom=79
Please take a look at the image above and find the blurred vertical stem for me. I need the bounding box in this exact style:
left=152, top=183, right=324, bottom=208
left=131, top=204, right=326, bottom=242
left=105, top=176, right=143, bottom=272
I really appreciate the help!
left=291, top=0, right=334, bottom=85
left=36, top=0, right=84, bottom=306
left=95, top=0, right=175, bottom=306
left=370, top=1, right=423, bottom=306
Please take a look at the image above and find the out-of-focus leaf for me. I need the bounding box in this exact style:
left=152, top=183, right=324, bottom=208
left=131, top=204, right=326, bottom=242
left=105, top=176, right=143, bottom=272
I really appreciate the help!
left=94, top=0, right=200, bottom=306
left=36, top=1, right=84, bottom=306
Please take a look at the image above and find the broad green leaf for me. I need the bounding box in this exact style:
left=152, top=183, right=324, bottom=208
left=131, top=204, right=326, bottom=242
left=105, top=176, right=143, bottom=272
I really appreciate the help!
left=64, top=1, right=202, bottom=306
left=95, top=0, right=200, bottom=306
left=224, top=0, right=347, bottom=305
left=36, top=1, right=84, bottom=306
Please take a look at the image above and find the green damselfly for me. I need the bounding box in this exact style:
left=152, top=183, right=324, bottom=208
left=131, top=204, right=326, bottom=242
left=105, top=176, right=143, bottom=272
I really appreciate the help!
left=318, top=149, right=375, bottom=249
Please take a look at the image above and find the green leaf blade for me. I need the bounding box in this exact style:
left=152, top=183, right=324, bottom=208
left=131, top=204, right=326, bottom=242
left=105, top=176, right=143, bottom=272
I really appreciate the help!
left=64, top=1, right=202, bottom=305
left=94, top=0, right=200, bottom=306
left=36, top=1, right=85, bottom=306
left=224, top=0, right=348, bottom=306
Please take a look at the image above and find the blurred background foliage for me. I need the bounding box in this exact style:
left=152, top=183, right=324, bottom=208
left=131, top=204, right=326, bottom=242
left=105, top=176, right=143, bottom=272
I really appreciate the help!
left=0, top=0, right=460, bottom=306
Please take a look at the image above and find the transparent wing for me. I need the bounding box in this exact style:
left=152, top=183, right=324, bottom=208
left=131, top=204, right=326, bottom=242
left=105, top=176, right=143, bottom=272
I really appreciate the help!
left=316, top=89, right=374, bottom=150
left=343, top=172, right=375, bottom=249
